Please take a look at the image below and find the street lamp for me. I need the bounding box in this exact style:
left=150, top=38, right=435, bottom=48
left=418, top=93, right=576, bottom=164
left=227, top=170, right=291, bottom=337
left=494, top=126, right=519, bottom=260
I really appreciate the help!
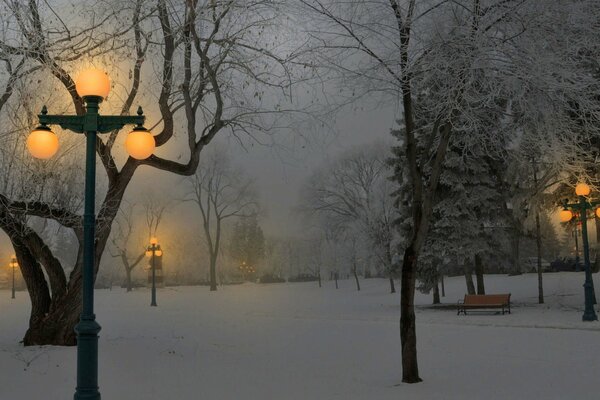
left=27, top=68, right=155, bottom=400
left=146, top=237, right=162, bottom=307
left=559, top=182, right=599, bottom=321
left=9, top=255, right=18, bottom=299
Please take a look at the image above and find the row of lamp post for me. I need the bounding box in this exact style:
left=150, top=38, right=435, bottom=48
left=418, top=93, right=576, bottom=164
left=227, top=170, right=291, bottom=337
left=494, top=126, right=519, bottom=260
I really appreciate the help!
left=27, top=68, right=157, bottom=400
left=559, top=182, right=599, bottom=321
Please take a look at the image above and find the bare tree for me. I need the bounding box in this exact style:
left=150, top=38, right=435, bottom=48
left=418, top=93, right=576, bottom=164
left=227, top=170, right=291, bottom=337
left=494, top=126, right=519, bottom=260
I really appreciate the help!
left=0, top=0, right=295, bottom=345
left=109, top=194, right=171, bottom=291
left=109, top=202, right=145, bottom=292
left=187, top=147, right=258, bottom=291
left=302, top=143, right=397, bottom=292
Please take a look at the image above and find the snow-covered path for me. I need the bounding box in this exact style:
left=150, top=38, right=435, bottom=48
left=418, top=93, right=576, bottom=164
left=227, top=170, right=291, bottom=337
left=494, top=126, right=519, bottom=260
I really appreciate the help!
left=1, top=273, right=599, bottom=399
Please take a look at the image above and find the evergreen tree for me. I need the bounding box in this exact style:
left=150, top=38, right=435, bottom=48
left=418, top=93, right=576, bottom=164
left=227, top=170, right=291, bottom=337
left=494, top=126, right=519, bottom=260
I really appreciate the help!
left=229, top=216, right=265, bottom=278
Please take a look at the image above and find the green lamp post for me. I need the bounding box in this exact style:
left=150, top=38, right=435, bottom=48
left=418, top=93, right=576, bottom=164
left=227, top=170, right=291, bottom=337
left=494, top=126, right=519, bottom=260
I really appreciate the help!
left=27, top=68, right=156, bottom=400
left=9, top=255, right=18, bottom=299
left=145, top=237, right=162, bottom=307
left=559, top=182, right=599, bottom=321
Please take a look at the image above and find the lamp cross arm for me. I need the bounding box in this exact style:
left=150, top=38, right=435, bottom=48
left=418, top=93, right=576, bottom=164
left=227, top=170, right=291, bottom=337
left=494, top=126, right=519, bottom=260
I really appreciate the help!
left=563, top=199, right=600, bottom=210
left=588, top=199, right=600, bottom=208
left=97, top=115, right=145, bottom=134
left=38, top=113, right=86, bottom=133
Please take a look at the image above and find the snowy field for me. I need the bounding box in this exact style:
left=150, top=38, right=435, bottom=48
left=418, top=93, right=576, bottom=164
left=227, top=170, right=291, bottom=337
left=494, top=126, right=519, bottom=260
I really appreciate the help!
left=1, top=273, right=600, bottom=400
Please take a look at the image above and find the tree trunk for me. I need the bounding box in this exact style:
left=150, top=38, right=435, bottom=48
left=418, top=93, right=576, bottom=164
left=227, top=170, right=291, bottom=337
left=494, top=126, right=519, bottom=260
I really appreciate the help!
left=463, top=264, right=476, bottom=295
left=474, top=254, right=485, bottom=295
left=125, top=267, right=133, bottom=292
left=209, top=253, right=217, bottom=291
left=389, top=276, right=396, bottom=294
left=1, top=213, right=82, bottom=346
left=352, top=262, right=361, bottom=291
left=318, top=272, right=322, bottom=288
left=334, top=272, right=339, bottom=289
left=23, top=287, right=81, bottom=345
left=535, top=211, right=544, bottom=304
left=432, top=280, right=440, bottom=304
left=400, top=245, right=422, bottom=383
left=440, top=274, right=445, bottom=297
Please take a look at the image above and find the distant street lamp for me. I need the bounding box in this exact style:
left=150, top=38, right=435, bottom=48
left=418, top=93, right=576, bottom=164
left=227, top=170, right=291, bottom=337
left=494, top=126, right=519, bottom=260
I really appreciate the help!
left=9, top=255, right=18, bottom=299
left=559, top=182, right=599, bottom=321
left=27, top=68, right=155, bottom=400
left=239, top=261, right=255, bottom=281
left=146, top=237, right=162, bottom=307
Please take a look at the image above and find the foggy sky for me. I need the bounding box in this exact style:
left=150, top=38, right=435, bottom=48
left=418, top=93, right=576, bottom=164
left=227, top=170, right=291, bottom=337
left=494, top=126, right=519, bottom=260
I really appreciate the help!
left=125, top=103, right=398, bottom=238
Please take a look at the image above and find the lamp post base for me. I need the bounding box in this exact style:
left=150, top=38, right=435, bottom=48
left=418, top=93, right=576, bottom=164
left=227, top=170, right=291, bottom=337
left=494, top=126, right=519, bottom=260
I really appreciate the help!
left=74, top=318, right=102, bottom=400
left=582, top=282, right=598, bottom=321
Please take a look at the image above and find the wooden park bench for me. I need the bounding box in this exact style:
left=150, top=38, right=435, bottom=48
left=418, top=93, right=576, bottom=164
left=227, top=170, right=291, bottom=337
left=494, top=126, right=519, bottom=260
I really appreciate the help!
left=457, top=294, right=511, bottom=315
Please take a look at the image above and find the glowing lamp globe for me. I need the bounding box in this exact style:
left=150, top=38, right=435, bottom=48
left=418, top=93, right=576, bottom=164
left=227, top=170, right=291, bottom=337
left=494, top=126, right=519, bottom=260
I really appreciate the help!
left=596, top=208, right=600, bottom=219
left=150, top=237, right=158, bottom=245
left=145, top=249, right=153, bottom=258
left=575, top=183, right=591, bottom=197
left=155, top=249, right=163, bottom=257
left=75, top=69, right=110, bottom=99
left=27, top=127, right=59, bottom=159
left=559, top=210, right=573, bottom=222
left=125, top=129, right=155, bottom=160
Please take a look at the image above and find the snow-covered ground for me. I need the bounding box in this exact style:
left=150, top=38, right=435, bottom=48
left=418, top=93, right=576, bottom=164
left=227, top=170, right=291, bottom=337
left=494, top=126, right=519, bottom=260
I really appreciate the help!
left=1, top=272, right=600, bottom=399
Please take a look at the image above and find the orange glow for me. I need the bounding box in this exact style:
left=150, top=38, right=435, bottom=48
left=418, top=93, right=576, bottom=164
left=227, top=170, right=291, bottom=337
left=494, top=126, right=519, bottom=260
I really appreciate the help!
left=575, top=183, right=591, bottom=196
left=150, top=237, right=158, bottom=245
left=145, top=250, right=153, bottom=258
left=125, top=130, right=155, bottom=160
left=27, top=128, right=59, bottom=159
left=155, top=249, right=163, bottom=257
left=75, top=69, right=111, bottom=99
left=559, top=209, right=573, bottom=222
left=596, top=208, right=600, bottom=219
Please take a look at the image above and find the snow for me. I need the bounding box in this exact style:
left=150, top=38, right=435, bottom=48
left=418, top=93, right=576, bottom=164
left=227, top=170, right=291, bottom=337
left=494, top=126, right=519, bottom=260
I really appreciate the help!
left=1, top=272, right=600, bottom=399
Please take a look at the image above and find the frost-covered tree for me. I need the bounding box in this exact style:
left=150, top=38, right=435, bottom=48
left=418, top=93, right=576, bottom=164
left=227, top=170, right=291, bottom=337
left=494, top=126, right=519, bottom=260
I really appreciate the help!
left=300, top=0, right=600, bottom=382
left=415, top=142, right=510, bottom=299
left=301, top=142, right=398, bottom=293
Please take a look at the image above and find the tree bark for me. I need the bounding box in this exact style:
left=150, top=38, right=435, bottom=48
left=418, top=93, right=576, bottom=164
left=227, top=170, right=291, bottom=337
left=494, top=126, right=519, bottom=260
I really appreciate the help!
left=432, top=280, right=440, bottom=304
left=23, top=286, right=81, bottom=345
left=389, top=276, right=396, bottom=294
left=352, top=261, right=361, bottom=291
left=209, top=252, right=217, bottom=291
left=474, top=254, right=485, bottom=295
left=463, top=264, right=476, bottom=295
left=440, top=274, right=445, bottom=297
left=400, top=245, right=422, bottom=383
left=125, top=267, right=132, bottom=292
left=535, top=211, right=544, bottom=303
